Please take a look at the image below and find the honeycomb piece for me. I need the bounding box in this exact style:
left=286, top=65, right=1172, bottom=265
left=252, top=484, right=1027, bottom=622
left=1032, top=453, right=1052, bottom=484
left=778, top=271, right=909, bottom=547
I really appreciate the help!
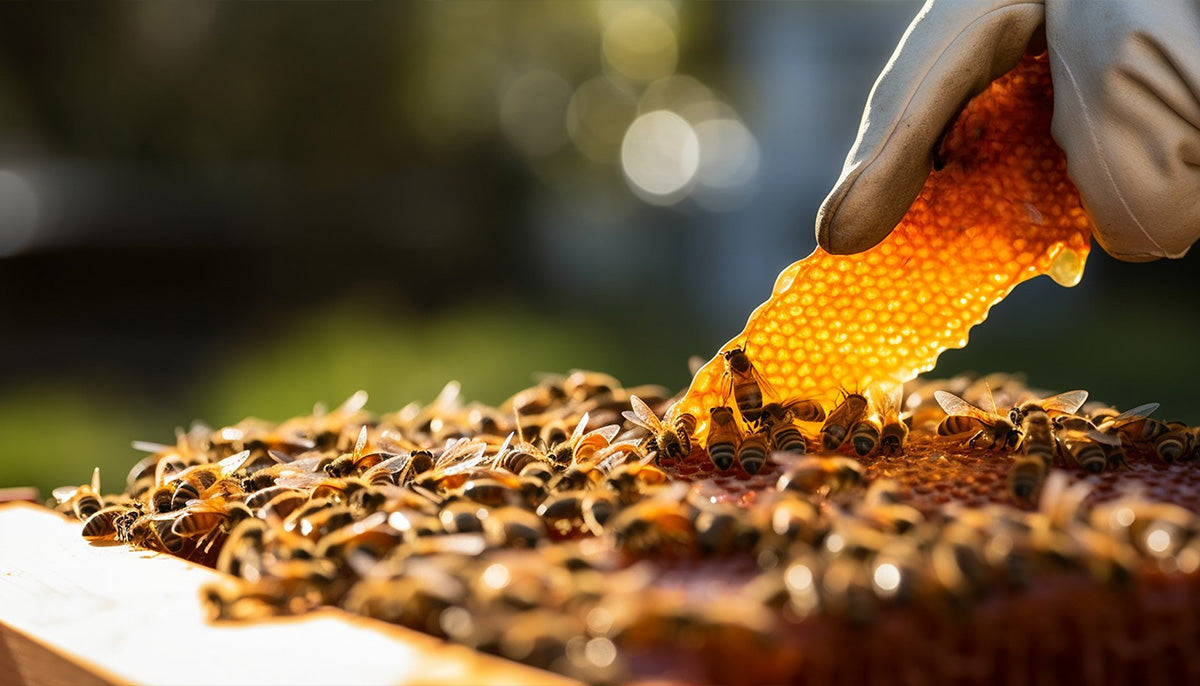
left=674, top=54, right=1093, bottom=437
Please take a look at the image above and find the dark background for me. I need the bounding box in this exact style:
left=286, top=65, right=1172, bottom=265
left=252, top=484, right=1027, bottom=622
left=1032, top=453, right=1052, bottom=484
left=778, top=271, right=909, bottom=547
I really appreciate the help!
left=1, top=1, right=1196, bottom=495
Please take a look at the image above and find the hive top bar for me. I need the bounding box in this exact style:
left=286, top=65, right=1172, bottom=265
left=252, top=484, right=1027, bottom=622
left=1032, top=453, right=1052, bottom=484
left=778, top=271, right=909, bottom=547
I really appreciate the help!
left=674, top=53, right=1093, bottom=436
left=0, top=503, right=572, bottom=686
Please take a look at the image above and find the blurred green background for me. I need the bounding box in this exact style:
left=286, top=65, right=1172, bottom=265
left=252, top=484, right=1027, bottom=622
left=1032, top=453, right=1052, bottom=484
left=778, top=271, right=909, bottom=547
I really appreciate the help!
left=1, top=1, right=1197, bottom=497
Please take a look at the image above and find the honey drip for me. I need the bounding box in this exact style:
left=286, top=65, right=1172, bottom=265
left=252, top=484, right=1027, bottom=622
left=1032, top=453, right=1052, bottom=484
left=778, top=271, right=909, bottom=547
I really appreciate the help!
left=675, top=54, right=1093, bottom=437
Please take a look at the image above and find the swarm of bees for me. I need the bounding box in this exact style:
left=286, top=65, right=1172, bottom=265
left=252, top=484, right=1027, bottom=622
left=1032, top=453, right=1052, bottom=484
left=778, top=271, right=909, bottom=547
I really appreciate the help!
left=51, top=362, right=1200, bottom=684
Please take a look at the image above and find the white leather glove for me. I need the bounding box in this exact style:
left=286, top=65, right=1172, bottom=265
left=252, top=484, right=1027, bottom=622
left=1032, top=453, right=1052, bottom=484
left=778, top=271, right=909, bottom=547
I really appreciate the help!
left=816, top=0, right=1200, bottom=262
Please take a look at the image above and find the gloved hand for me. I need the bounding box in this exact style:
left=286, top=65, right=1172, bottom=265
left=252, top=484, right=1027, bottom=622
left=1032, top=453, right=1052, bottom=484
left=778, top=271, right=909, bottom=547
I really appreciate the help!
left=816, top=0, right=1200, bottom=262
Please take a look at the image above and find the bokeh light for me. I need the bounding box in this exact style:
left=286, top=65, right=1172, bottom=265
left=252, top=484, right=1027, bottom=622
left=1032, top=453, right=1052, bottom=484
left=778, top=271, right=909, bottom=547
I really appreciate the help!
left=0, top=171, right=39, bottom=257
left=600, top=3, right=678, bottom=82
left=567, top=77, right=638, bottom=164
left=620, top=110, right=698, bottom=204
left=500, top=68, right=573, bottom=157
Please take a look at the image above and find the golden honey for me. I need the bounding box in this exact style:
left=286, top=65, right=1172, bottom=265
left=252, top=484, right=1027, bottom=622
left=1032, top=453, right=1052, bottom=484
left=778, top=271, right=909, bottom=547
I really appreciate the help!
left=674, top=54, right=1093, bottom=436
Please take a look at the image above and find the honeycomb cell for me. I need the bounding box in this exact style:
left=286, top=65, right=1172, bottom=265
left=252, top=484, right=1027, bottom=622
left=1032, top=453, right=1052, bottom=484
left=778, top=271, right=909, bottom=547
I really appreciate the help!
left=673, top=54, right=1092, bottom=438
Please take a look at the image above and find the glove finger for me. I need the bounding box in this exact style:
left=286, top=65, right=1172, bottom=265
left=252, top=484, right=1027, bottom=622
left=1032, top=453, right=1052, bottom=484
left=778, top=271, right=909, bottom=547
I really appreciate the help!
left=817, top=0, right=1045, bottom=254
left=1048, top=0, right=1200, bottom=260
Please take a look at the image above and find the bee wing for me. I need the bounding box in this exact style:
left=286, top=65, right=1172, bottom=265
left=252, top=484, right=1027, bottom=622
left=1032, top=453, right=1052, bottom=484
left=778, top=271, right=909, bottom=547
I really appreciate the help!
left=131, top=440, right=173, bottom=454
left=568, top=412, right=590, bottom=446
left=91, top=467, right=102, bottom=494
left=218, top=450, right=254, bottom=478
left=1058, top=428, right=1122, bottom=447
left=1111, top=402, right=1161, bottom=424
left=335, top=390, right=370, bottom=417
left=51, top=485, right=79, bottom=505
left=1040, top=390, right=1089, bottom=415
left=587, top=424, right=621, bottom=444
left=934, top=390, right=995, bottom=421
left=362, top=453, right=413, bottom=480
left=353, top=425, right=369, bottom=457
left=748, top=365, right=780, bottom=404
left=627, top=395, right=663, bottom=431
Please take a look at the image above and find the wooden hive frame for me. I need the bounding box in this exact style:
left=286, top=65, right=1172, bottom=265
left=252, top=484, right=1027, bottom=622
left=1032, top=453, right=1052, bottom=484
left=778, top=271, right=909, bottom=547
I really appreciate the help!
left=0, top=503, right=573, bottom=686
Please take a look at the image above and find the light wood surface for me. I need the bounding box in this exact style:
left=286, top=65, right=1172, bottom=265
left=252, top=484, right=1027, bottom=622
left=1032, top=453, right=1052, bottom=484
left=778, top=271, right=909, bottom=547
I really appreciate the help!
left=0, top=503, right=574, bottom=686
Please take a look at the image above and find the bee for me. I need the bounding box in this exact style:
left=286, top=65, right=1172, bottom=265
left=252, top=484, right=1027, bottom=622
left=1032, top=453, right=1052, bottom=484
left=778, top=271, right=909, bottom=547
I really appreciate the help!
left=848, top=414, right=882, bottom=457
left=623, top=395, right=688, bottom=460
left=323, top=426, right=395, bottom=479
left=762, top=397, right=825, bottom=424
left=216, top=518, right=268, bottom=577
left=81, top=504, right=132, bottom=541
left=1009, top=408, right=1055, bottom=503
left=128, top=512, right=186, bottom=554
left=1057, top=425, right=1122, bottom=473
left=172, top=497, right=254, bottom=539
left=821, top=392, right=869, bottom=450
left=706, top=406, right=742, bottom=471
left=876, top=386, right=910, bottom=456
left=536, top=490, right=587, bottom=537
left=776, top=455, right=865, bottom=497
left=166, top=450, right=254, bottom=510
left=608, top=498, right=696, bottom=557
left=581, top=489, right=619, bottom=535
left=556, top=413, right=621, bottom=466
left=673, top=411, right=697, bottom=451
left=736, top=431, right=770, bottom=475
left=51, top=467, right=103, bottom=520
left=482, top=506, right=547, bottom=549
left=934, top=390, right=1020, bottom=450
left=1008, top=389, right=1089, bottom=425
left=858, top=479, right=923, bottom=533
left=1154, top=422, right=1194, bottom=464
left=758, top=401, right=811, bottom=455
left=1097, top=402, right=1166, bottom=446
left=602, top=453, right=669, bottom=504
left=720, top=346, right=774, bottom=425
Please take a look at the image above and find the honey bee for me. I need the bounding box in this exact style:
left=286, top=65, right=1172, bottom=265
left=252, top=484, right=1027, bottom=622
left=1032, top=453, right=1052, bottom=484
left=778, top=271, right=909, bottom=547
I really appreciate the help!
left=172, top=497, right=254, bottom=539
left=622, top=395, right=688, bottom=460
left=128, top=512, right=186, bottom=554
left=51, top=467, right=103, bottom=520
left=603, top=453, right=669, bottom=504
left=821, top=392, right=869, bottom=450
left=481, top=506, right=547, bottom=549
left=1097, top=402, right=1165, bottom=445
left=857, top=479, right=923, bottom=533
left=673, top=411, right=697, bottom=451
left=706, top=406, right=742, bottom=471
left=166, top=450, right=254, bottom=510
left=581, top=489, right=619, bottom=535
left=776, top=455, right=865, bottom=497
left=848, top=414, right=882, bottom=457
left=1056, top=425, right=1122, bottom=473
left=607, top=498, right=696, bottom=557
left=216, top=518, right=268, bottom=577
left=736, top=431, right=770, bottom=475
left=1009, top=408, right=1055, bottom=503
left=81, top=504, right=132, bottom=541
left=323, top=427, right=395, bottom=479
left=536, top=490, right=587, bottom=536
left=557, top=413, right=621, bottom=466
left=758, top=400, right=812, bottom=455
left=875, top=386, right=909, bottom=456
left=1154, top=422, right=1194, bottom=464
left=1007, top=390, right=1089, bottom=425
left=720, top=346, right=775, bottom=425
left=934, top=390, right=1020, bottom=450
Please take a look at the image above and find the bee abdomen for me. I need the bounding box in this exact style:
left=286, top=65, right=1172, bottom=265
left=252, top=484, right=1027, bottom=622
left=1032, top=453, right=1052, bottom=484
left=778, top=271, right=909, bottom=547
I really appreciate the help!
left=771, top=425, right=806, bottom=455
left=737, top=435, right=769, bottom=475
left=707, top=439, right=737, bottom=471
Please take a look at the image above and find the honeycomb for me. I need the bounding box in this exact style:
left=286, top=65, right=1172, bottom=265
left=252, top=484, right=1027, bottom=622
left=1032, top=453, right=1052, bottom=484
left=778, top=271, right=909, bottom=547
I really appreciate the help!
left=674, top=53, right=1093, bottom=436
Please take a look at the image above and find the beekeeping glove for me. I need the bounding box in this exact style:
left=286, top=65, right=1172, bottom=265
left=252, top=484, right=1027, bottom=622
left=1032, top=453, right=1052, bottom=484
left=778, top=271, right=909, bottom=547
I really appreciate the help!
left=816, top=0, right=1200, bottom=262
